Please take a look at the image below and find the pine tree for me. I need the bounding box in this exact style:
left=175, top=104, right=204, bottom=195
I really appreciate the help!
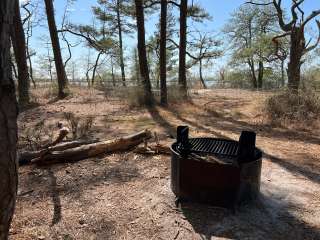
left=93, top=0, right=135, bottom=86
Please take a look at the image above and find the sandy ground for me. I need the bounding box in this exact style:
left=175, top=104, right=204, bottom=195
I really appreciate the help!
left=10, top=87, right=320, bottom=240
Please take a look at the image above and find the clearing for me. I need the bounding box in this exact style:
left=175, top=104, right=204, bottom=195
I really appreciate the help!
left=10, top=88, right=320, bottom=240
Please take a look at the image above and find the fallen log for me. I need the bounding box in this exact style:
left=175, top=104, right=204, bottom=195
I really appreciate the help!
left=19, top=139, right=99, bottom=165
left=30, top=129, right=152, bottom=165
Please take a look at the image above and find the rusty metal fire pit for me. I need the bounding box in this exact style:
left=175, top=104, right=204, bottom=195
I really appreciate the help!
left=170, top=126, right=262, bottom=208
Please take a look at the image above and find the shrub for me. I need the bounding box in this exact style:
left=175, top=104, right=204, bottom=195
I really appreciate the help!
left=64, top=112, right=94, bottom=140
left=265, top=89, right=320, bottom=124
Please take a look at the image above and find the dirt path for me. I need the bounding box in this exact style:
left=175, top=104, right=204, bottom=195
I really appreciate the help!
left=11, top=88, right=320, bottom=239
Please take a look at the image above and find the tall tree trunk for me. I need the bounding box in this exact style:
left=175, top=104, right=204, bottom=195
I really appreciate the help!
left=280, top=59, right=285, bottom=87
left=44, top=0, right=68, bottom=98
left=116, top=0, right=126, bottom=87
left=199, top=58, right=207, bottom=89
left=178, top=0, right=187, bottom=95
left=248, top=59, right=257, bottom=89
left=287, top=28, right=304, bottom=92
left=26, top=48, right=35, bottom=88
left=159, top=0, right=168, bottom=105
left=25, top=7, right=36, bottom=88
left=111, top=56, right=116, bottom=87
left=11, top=0, right=30, bottom=106
left=91, top=51, right=102, bottom=86
left=134, top=0, right=153, bottom=105
left=257, top=61, right=264, bottom=89
left=0, top=1, right=19, bottom=238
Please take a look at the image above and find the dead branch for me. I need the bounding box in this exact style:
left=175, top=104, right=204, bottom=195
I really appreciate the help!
left=19, top=139, right=99, bottom=165
left=26, top=130, right=152, bottom=165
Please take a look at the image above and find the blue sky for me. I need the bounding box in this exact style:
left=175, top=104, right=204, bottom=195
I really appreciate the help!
left=20, top=0, right=319, bottom=78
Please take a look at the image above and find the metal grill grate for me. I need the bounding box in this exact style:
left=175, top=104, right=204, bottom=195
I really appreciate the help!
left=188, top=138, right=239, bottom=157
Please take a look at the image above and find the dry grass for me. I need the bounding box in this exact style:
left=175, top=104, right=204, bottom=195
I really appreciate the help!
left=265, top=89, right=320, bottom=125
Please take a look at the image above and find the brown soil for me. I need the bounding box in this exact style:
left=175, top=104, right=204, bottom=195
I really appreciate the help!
left=10, top=88, right=320, bottom=240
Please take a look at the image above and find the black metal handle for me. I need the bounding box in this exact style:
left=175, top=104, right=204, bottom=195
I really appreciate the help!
left=177, top=126, right=190, bottom=154
left=238, top=131, right=256, bottom=163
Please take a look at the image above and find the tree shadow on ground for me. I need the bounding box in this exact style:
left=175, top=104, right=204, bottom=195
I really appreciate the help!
left=47, top=168, right=62, bottom=226
left=42, top=154, right=140, bottom=200
left=189, top=101, right=320, bottom=145
left=263, top=152, right=320, bottom=185
left=18, top=153, right=141, bottom=224
left=147, top=106, right=177, bottom=138
left=180, top=194, right=320, bottom=240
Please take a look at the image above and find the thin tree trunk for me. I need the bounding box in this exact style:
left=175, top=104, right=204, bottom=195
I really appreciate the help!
left=199, top=58, right=207, bottom=89
left=178, top=0, right=187, bottom=95
left=11, top=0, right=30, bottom=106
left=24, top=4, right=36, bottom=88
left=159, top=0, right=168, bottom=105
left=117, top=0, right=126, bottom=87
left=134, top=0, right=153, bottom=105
left=26, top=48, right=35, bottom=88
left=91, top=51, right=102, bottom=86
left=0, top=1, right=19, bottom=238
left=111, top=56, right=116, bottom=87
left=248, top=59, right=257, bottom=89
left=257, top=61, right=264, bottom=89
left=44, top=0, right=68, bottom=98
left=280, top=59, right=285, bottom=87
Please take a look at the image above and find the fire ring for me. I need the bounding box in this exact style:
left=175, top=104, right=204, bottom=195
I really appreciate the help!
left=170, top=126, right=263, bottom=209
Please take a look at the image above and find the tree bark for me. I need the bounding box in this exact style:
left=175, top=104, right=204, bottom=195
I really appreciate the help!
left=178, top=0, right=188, bottom=95
left=134, top=0, right=153, bottom=105
left=111, top=56, right=116, bottom=87
left=30, top=130, right=152, bottom=165
left=11, top=0, right=30, bottom=106
left=0, top=0, right=19, bottom=238
left=287, top=27, right=304, bottom=91
left=19, top=139, right=99, bottom=165
left=248, top=59, right=257, bottom=88
left=44, top=0, right=68, bottom=98
left=280, top=59, right=285, bottom=87
left=24, top=4, right=36, bottom=88
left=159, top=0, right=168, bottom=105
left=117, top=0, right=126, bottom=87
left=257, top=61, right=264, bottom=89
left=91, top=51, right=102, bottom=86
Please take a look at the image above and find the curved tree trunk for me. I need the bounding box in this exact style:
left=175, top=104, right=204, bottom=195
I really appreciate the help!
left=117, top=0, right=126, bottom=87
left=11, top=0, right=30, bottom=106
left=0, top=1, right=19, bottom=238
left=159, top=0, right=168, bottom=105
left=44, top=0, right=68, bottom=98
left=134, top=0, right=153, bottom=105
left=178, top=0, right=188, bottom=95
left=91, top=51, right=102, bottom=86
